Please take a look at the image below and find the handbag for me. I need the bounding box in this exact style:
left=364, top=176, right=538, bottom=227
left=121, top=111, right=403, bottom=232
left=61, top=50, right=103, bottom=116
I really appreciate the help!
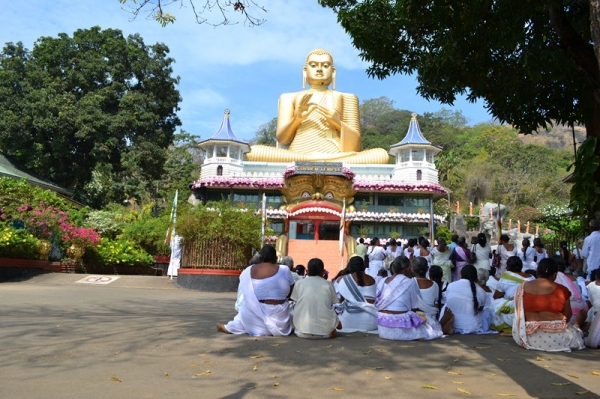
left=469, top=245, right=477, bottom=264
left=492, top=246, right=501, bottom=268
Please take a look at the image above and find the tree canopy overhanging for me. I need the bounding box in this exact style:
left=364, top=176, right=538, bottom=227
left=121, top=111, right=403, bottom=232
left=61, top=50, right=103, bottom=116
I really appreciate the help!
left=0, top=27, right=182, bottom=203
left=119, top=0, right=267, bottom=27
left=319, top=0, right=600, bottom=219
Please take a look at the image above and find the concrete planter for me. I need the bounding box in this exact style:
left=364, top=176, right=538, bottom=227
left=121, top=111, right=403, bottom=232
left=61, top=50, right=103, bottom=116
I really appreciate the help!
left=177, top=268, right=242, bottom=292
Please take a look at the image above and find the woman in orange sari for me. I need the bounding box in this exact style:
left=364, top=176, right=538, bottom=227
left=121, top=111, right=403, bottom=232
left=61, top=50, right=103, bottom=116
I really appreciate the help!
left=512, top=258, right=585, bottom=352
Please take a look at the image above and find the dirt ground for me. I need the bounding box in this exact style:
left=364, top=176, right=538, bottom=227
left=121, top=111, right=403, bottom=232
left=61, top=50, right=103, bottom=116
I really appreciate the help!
left=1, top=273, right=599, bottom=399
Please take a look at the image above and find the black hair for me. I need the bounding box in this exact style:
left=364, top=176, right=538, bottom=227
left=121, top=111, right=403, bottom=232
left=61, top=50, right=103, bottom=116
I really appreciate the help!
left=437, top=237, right=448, bottom=252
left=389, top=238, right=397, bottom=247
left=591, top=219, right=600, bottom=232
left=307, top=258, right=325, bottom=277
left=551, top=254, right=567, bottom=273
left=295, top=265, right=306, bottom=276
left=371, top=237, right=380, bottom=246
left=412, top=256, right=429, bottom=277
left=525, top=269, right=537, bottom=278
left=477, top=233, right=487, bottom=247
left=506, top=256, right=523, bottom=273
left=461, top=264, right=479, bottom=314
left=592, top=269, right=599, bottom=281
left=259, top=245, right=278, bottom=263
left=347, top=256, right=366, bottom=286
left=500, top=234, right=510, bottom=243
left=451, top=234, right=459, bottom=243
left=407, top=238, right=416, bottom=247
left=377, top=268, right=388, bottom=277
left=537, top=257, right=558, bottom=279
left=457, top=236, right=467, bottom=248
left=359, top=238, right=365, bottom=244
left=533, top=237, right=544, bottom=249
left=390, top=255, right=411, bottom=275
left=429, top=265, right=444, bottom=312
left=421, top=239, right=430, bottom=248
left=559, top=241, right=570, bottom=266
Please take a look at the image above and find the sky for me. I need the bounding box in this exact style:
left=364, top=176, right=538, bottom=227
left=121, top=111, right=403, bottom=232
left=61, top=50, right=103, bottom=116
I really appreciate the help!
left=2, top=0, right=495, bottom=142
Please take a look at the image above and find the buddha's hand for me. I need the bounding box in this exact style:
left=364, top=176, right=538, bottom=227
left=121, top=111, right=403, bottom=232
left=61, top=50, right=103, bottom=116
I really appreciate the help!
left=294, top=93, right=317, bottom=120
left=315, top=104, right=341, bottom=131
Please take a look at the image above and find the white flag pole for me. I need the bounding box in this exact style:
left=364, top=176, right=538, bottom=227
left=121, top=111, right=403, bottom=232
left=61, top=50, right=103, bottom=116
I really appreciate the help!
left=260, top=193, right=267, bottom=246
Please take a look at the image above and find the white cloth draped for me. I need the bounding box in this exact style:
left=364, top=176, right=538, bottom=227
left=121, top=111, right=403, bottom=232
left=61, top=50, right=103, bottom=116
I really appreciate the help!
left=225, top=266, right=293, bottom=336
left=446, top=279, right=494, bottom=334
left=512, top=284, right=584, bottom=352
left=335, top=275, right=378, bottom=333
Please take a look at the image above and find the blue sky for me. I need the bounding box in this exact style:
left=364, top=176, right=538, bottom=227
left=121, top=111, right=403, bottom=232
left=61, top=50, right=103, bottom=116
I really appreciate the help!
left=2, top=0, right=494, bottom=142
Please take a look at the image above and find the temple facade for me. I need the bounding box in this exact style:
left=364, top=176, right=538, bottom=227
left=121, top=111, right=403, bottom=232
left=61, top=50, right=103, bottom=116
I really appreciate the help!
left=190, top=109, right=447, bottom=260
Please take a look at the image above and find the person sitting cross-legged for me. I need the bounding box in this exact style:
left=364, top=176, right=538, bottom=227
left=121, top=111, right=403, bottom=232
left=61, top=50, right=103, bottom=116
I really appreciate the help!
left=291, top=258, right=340, bottom=339
left=217, top=245, right=294, bottom=336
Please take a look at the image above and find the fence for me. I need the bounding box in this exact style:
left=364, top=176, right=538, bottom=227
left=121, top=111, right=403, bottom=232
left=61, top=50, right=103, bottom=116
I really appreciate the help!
left=181, top=238, right=252, bottom=270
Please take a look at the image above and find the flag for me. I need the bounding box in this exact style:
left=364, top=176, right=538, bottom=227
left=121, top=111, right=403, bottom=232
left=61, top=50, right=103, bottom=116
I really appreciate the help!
left=496, top=202, right=502, bottom=243
left=260, top=193, right=267, bottom=245
left=339, top=198, right=346, bottom=255
left=164, top=190, right=178, bottom=245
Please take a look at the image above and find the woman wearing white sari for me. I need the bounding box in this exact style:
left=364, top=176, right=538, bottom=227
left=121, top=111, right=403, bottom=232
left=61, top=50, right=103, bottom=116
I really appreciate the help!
left=553, top=255, right=588, bottom=322
left=374, top=256, right=442, bottom=341
left=497, top=234, right=518, bottom=277
left=512, top=258, right=585, bottom=352
left=492, top=256, right=535, bottom=333
left=446, top=265, right=494, bottom=334
left=518, top=238, right=537, bottom=271
left=412, top=257, right=448, bottom=335
left=366, top=237, right=386, bottom=279
left=335, top=256, right=378, bottom=333
left=217, top=245, right=294, bottom=336
left=585, top=270, right=600, bottom=348
left=472, top=233, right=492, bottom=273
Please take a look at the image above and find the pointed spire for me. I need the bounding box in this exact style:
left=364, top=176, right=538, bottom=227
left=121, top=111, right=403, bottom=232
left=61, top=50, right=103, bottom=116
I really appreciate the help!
left=392, top=113, right=431, bottom=147
left=204, top=109, right=248, bottom=144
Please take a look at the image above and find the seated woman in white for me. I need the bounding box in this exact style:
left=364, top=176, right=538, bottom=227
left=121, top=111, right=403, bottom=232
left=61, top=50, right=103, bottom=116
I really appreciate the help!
left=492, top=256, right=535, bottom=333
left=335, top=256, right=378, bottom=333
left=217, top=245, right=294, bottom=336
left=374, top=256, right=442, bottom=341
left=412, top=257, right=451, bottom=335
left=445, top=265, right=494, bottom=334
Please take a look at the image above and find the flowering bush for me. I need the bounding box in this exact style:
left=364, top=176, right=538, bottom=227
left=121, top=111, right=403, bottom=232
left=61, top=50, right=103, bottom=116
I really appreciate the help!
left=18, top=202, right=69, bottom=239
left=0, top=227, right=39, bottom=259
left=60, top=223, right=101, bottom=248
left=89, top=238, right=154, bottom=267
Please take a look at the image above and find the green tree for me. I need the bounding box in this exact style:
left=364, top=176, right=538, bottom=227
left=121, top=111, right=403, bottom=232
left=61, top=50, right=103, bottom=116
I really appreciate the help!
left=250, top=117, right=277, bottom=146
left=319, top=0, right=600, bottom=218
left=0, top=27, right=182, bottom=204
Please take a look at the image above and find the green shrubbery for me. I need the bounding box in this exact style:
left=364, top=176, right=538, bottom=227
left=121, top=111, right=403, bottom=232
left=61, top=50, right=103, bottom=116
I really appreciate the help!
left=84, top=238, right=154, bottom=267
left=0, top=227, right=40, bottom=259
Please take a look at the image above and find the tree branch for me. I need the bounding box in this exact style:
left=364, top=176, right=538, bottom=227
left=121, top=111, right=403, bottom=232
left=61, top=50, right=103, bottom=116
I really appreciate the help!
left=120, top=0, right=267, bottom=27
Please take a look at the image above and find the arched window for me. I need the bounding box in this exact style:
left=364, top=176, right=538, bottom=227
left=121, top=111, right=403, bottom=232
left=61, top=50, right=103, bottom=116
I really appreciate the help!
left=416, top=169, right=422, bottom=181
left=217, top=165, right=223, bottom=176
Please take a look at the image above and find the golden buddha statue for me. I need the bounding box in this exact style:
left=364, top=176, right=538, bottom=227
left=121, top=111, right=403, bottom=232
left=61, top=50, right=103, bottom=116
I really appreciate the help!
left=246, top=49, right=389, bottom=164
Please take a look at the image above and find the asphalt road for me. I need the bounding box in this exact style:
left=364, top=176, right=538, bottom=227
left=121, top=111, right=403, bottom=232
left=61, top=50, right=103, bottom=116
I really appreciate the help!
left=1, top=273, right=599, bottom=399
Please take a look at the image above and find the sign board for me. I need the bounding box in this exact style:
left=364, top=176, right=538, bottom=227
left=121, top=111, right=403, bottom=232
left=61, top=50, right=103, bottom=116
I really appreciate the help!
left=294, top=162, right=344, bottom=176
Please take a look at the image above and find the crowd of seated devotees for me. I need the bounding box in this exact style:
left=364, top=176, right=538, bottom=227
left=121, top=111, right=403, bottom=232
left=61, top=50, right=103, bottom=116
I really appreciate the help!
left=216, top=245, right=599, bottom=351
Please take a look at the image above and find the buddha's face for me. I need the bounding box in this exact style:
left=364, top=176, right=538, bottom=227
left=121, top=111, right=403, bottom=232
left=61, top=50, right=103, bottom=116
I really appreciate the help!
left=304, top=53, right=334, bottom=86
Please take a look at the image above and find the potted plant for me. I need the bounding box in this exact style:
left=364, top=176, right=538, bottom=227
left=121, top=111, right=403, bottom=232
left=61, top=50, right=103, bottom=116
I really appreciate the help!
left=59, top=223, right=101, bottom=261
left=357, top=226, right=370, bottom=238
left=175, top=200, right=261, bottom=292
left=18, top=201, right=69, bottom=260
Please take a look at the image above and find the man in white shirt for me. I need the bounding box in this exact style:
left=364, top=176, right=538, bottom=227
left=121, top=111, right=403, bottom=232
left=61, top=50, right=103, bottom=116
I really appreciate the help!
left=582, top=219, right=600, bottom=280
left=290, top=258, right=339, bottom=338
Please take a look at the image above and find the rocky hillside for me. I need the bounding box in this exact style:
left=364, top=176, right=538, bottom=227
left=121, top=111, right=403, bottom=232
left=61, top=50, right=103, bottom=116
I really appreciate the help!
left=517, top=124, right=586, bottom=153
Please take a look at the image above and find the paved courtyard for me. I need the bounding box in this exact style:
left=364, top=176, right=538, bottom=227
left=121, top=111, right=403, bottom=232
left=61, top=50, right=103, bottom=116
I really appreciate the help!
left=1, top=273, right=599, bottom=398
